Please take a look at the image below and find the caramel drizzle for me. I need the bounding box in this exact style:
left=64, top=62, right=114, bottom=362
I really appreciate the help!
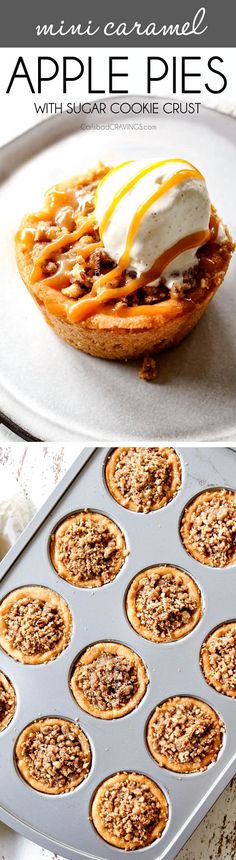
left=29, top=166, right=133, bottom=285
left=95, top=159, right=133, bottom=219
left=30, top=214, right=97, bottom=284
left=23, top=159, right=210, bottom=321
left=40, top=242, right=103, bottom=290
left=37, top=187, right=79, bottom=221
left=68, top=229, right=209, bottom=323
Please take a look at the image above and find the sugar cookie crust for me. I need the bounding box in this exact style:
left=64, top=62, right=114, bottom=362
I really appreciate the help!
left=91, top=771, right=168, bottom=849
left=126, top=566, right=202, bottom=643
left=0, top=586, right=72, bottom=664
left=106, top=447, right=181, bottom=512
left=50, top=510, right=127, bottom=587
left=70, top=641, right=148, bottom=719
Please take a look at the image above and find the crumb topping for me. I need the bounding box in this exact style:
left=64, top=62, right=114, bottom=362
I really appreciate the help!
left=99, top=776, right=162, bottom=847
left=53, top=513, right=125, bottom=584
left=109, top=447, right=181, bottom=512
left=134, top=570, right=199, bottom=639
left=4, top=597, right=65, bottom=656
left=181, top=490, right=236, bottom=567
left=0, top=675, right=15, bottom=726
left=203, top=625, right=236, bottom=694
left=74, top=652, right=139, bottom=711
left=139, top=355, right=158, bottom=382
left=149, top=698, right=221, bottom=769
left=19, top=721, right=90, bottom=790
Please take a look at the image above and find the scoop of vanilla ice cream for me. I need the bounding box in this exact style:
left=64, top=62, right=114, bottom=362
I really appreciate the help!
left=95, top=159, right=211, bottom=280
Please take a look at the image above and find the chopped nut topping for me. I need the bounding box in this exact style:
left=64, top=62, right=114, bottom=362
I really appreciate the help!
left=170, top=279, right=193, bottom=298
left=17, top=720, right=90, bottom=792
left=34, top=222, right=60, bottom=243
left=0, top=673, right=16, bottom=730
left=201, top=623, right=236, bottom=696
left=61, top=284, right=84, bottom=298
left=70, top=262, right=90, bottom=286
left=45, top=261, right=57, bottom=275
left=0, top=587, right=72, bottom=664
left=127, top=567, right=201, bottom=642
left=51, top=511, right=126, bottom=587
left=106, top=447, right=181, bottom=513
left=0, top=680, right=11, bottom=722
left=96, top=774, right=165, bottom=848
left=4, top=597, right=65, bottom=656
left=71, top=642, right=148, bottom=718
left=139, top=355, right=158, bottom=382
left=181, top=489, right=236, bottom=567
left=148, top=697, right=222, bottom=772
left=74, top=652, right=138, bottom=711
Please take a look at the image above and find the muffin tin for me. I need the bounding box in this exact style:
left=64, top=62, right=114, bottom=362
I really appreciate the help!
left=0, top=446, right=235, bottom=860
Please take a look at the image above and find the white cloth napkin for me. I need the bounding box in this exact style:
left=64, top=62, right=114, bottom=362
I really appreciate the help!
left=0, top=464, right=34, bottom=559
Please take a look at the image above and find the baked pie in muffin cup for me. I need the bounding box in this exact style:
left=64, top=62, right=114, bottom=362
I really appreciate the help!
left=106, top=446, right=181, bottom=512
left=147, top=696, right=224, bottom=773
left=70, top=641, right=148, bottom=719
left=201, top=621, right=236, bottom=698
left=91, top=771, right=168, bottom=849
left=180, top=488, right=236, bottom=568
left=15, top=717, right=91, bottom=794
left=126, top=565, right=202, bottom=643
left=50, top=510, right=127, bottom=587
left=0, top=586, right=72, bottom=664
left=0, top=672, right=16, bottom=731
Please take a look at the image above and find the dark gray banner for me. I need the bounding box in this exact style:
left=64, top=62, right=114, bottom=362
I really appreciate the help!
left=0, top=0, right=235, bottom=47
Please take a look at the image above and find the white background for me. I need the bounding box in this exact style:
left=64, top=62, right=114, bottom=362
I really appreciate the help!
left=0, top=48, right=235, bottom=145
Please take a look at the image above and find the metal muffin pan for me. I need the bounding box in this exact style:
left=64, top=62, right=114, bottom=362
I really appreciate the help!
left=0, top=446, right=235, bottom=860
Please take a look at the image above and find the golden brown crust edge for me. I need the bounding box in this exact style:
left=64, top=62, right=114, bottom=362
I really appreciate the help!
left=126, top=566, right=203, bottom=643
left=200, top=622, right=236, bottom=698
left=105, top=447, right=181, bottom=511
left=70, top=641, right=148, bottom=719
left=15, top=210, right=234, bottom=361
left=180, top=489, right=236, bottom=568
left=147, top=697, right=223, bottom=773
left=91, top=771, right=168, bottom=849
left=0, top=586, right=72, bottom=664
left=50, top=511, right=126, bottom=588
left=0, top=672, right=16, bottom=731
left=15, top=717, right=91, bottom=794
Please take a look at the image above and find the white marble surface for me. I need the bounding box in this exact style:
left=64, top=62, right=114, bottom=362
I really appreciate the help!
left=0, top=444, right=235, bottom=860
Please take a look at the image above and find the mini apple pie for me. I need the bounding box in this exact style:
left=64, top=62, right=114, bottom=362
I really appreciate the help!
left=201, top=622, right=236, bottom=698
left=15, top=717, right=91, bottom=794
left=91, top=771, right=168, bottom=849
left=70, top=641, right=148, bottom=719
left=181, top=488, right=236, bottom=567
left=147, top=696, right=223, bottom=773
left=126, top=566, right=202, bottom=643
left=16, top=159, right=234, bottom=361
left=0, top=672, right=16, bottom=731
left=50, top=510, right=127, bottom=587
left=0, top=586, right=72, bottom=664
left=106, top=446, right=181, bottom=512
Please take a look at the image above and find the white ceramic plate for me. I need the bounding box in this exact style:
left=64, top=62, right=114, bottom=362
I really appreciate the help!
left=0, top=97, right=235, bottom=442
